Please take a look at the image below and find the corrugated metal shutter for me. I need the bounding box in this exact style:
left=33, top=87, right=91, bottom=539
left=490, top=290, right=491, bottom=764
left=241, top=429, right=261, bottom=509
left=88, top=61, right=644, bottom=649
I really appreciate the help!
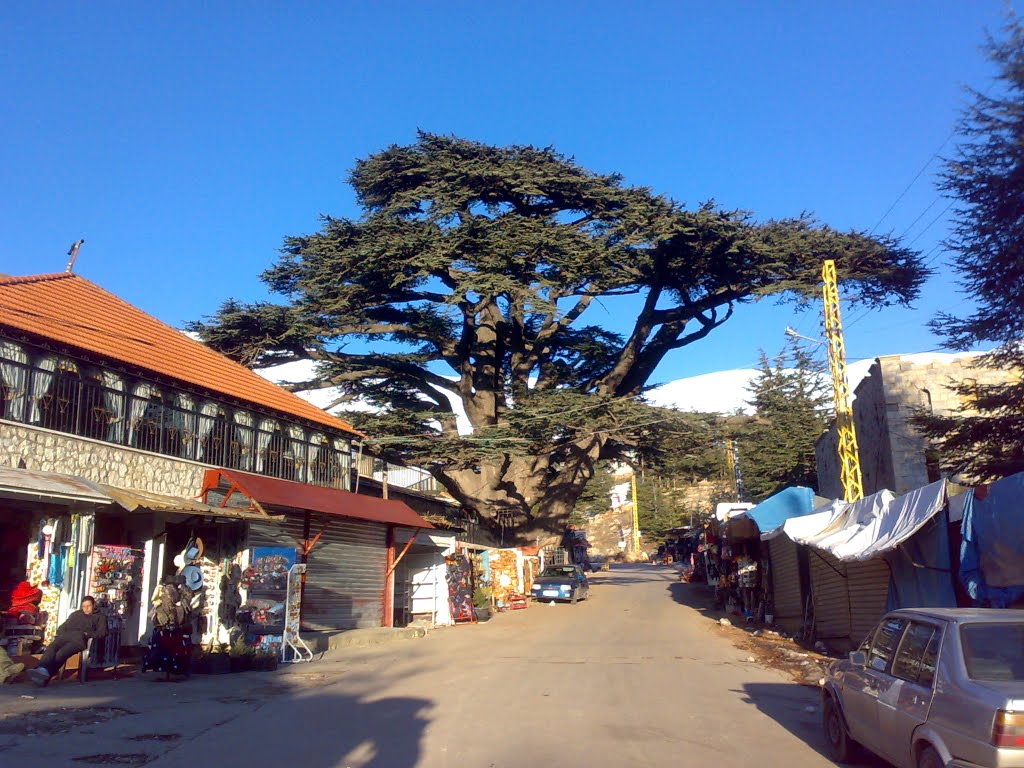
left=248, top=514, right=387, bottom=631
left=769, top=537, right=803, bottom=635
left=304, top=514, right=386, bottom=631
left=846, top=559, right=890, bottom=648
left=809, top=549, right=851, bottom=645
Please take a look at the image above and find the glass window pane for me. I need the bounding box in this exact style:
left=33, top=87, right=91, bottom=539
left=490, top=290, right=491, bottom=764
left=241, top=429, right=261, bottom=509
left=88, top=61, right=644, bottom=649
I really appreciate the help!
left=892, top=621, right=940, bottom=686
left=961, top=623, right=1024, bottom=681
left=868, top=618, right=906, bottom=673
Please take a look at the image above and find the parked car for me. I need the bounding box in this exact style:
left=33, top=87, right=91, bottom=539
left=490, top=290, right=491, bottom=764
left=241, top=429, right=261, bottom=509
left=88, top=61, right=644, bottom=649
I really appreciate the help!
left=530, top=565, right=590, bottom=604
left=821, top=608, right=1024, bottom=768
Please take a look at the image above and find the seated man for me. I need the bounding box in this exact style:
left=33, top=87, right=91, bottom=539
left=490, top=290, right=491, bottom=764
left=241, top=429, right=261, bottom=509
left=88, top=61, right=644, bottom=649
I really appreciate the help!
left=29, top=596, right=106, bottom=686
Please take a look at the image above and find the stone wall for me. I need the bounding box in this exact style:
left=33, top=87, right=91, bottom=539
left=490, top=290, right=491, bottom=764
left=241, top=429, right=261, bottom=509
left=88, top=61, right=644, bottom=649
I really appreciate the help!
left=816, top=353, right=1013, bottom=497
left=0, top=420, right=209, bottom=496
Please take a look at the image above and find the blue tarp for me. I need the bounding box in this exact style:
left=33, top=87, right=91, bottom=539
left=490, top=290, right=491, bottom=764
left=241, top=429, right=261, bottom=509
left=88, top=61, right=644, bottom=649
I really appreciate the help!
left=746, top=487, right=816, bottom=534
left=960, top=471, right=1024, bottom=608
left=886, top=509, right=957, bottom=610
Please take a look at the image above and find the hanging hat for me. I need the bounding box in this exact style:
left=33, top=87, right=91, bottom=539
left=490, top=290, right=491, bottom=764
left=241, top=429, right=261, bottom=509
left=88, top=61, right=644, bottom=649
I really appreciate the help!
left=180, top=564, right=204, bottom=592
left=172, top=553, right=186, bottom=570
left=183, top=537, right=204, bottom=563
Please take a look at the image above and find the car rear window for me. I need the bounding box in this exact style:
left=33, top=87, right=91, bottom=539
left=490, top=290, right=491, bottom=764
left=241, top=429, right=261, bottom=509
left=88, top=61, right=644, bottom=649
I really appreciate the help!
left=960, top=623, right=1024, bottom=682
left=540, top=567, right=576, bottom=578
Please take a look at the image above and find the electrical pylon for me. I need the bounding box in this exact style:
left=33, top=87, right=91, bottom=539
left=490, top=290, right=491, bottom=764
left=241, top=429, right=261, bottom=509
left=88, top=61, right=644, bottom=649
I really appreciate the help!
left=821, top=259, right=864, bottom=502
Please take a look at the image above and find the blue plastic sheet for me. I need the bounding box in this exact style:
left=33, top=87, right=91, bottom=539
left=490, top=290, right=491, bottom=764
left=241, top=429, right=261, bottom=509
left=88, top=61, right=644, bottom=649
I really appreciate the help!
left=960, top=472, right=1024, bottom=608
left=886, top=510, right=957, bottom=610
left=745, top=487, right=816, bottom=534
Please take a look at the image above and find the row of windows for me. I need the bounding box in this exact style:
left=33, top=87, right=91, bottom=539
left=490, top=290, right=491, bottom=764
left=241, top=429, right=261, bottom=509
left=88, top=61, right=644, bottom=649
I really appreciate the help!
left=0, top=340, right=352, bottom=489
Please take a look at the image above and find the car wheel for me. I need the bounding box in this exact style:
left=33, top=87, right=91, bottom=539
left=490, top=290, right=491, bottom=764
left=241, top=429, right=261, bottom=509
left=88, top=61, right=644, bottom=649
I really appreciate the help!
left=823, top=696, right=854, bottom=763
left=917, top=745, right=943, bottom=768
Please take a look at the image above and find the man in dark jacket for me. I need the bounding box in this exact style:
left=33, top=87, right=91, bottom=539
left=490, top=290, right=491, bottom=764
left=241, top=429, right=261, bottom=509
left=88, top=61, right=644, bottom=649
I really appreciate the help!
left=29, top=596, right=106, bottom=686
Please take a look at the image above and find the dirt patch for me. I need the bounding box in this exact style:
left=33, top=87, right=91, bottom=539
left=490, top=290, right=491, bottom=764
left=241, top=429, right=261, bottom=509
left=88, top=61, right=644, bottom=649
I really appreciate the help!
left=0, top=706, right=133, bottom=736
left=733, top=628, right=834, bottom=686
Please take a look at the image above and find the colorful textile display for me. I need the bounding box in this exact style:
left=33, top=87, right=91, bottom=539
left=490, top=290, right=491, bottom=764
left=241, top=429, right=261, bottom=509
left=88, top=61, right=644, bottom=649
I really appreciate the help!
left=445, top=553, right=473, bottom=622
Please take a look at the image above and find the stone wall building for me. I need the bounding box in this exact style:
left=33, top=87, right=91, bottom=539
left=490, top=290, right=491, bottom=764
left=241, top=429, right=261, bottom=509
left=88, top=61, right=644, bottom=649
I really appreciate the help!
left=816, top=352, right=1012, bottom=498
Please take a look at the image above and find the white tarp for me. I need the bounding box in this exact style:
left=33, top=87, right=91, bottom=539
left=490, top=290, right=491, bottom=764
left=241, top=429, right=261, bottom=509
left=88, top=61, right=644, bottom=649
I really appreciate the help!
left=760, top=499, right=843, bottom=542
left=716, top=502, right=754, bottom=522
left=789, top=481, right=946, bottom=563
left=831, top=480, right=947, bottom=562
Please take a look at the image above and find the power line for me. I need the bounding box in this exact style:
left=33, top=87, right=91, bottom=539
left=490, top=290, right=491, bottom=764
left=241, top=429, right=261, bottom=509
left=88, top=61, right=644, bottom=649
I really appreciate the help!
left=869, top=127, right=959, bottom=234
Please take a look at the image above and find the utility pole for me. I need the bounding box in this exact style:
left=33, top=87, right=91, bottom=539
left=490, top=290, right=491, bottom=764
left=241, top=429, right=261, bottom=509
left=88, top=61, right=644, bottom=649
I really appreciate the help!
left=821, top=259, right=864, bottom=502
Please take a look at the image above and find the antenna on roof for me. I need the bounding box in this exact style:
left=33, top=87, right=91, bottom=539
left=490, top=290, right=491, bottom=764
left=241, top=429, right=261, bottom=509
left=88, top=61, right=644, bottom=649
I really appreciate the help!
left=65, top=239, right=85, bottom=273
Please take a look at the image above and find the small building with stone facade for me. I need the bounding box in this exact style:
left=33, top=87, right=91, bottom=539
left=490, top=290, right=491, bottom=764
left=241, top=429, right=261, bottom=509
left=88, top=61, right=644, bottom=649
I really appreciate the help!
left=0, top=272, right=434, bottom=664
left=815, top=351, right=1012, bottom=499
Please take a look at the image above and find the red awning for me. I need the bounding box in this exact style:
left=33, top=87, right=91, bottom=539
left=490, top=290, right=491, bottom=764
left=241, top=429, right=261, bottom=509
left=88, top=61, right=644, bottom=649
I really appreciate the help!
left=201, top=469, right=434, bottom=530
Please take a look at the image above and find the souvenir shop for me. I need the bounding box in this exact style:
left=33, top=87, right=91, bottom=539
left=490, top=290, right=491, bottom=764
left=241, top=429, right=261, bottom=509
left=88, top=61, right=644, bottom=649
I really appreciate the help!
left=0, top=469, right=106, bottom=658
left=443, top=544, right=538, bottom=623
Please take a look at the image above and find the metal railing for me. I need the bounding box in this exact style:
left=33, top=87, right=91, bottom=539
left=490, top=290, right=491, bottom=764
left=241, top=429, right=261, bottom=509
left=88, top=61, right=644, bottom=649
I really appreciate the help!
left=0, top=343, right=352, bottom=490
left=356, top=454, right=440, bottom=492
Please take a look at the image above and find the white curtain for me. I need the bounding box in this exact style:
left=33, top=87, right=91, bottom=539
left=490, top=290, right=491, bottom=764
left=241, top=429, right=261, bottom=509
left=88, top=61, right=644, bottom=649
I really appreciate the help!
left=255, top=418, right=276, bottom=473
left=101, top=371, right=125, bottom=443
left=29, top=355, right=58, bottom=424
left=0, top=340, right=28, bottom=422
left=127, top=383, right=156, bottom=445
left=307, top=432, right=326, bottom=483
left=287, top=424, right=306, bottom=482
left=233, top=410, right=255, bottom=470
left=173, top=393, right=197, bottom=458
left=195, top=401, right=220, bottom=462
left=333, top=437, right=352, bottom=489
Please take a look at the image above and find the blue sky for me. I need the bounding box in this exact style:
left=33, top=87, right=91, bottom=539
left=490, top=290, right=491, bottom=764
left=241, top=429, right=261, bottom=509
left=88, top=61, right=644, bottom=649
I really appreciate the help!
left=0, top=2, right=1013, bottom=384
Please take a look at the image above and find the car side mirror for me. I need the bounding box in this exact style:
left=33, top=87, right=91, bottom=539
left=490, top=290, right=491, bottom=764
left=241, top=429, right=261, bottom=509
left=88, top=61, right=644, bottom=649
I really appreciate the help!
left=849, top=651, right=867, bottom=667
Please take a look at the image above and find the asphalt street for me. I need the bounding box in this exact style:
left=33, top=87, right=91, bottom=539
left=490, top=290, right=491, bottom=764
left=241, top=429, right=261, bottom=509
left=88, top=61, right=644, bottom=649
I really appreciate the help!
left=0, top=565, right=847, bottom=767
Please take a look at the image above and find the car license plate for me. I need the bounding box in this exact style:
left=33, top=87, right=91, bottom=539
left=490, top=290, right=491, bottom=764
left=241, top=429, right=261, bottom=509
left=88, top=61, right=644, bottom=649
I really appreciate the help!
left=542, top=590, right=559, bottom=597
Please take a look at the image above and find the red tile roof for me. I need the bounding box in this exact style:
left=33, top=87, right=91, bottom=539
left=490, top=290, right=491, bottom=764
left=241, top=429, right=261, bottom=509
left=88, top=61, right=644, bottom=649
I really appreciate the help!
left=0, top=273, right=360, bottom=436
left=205, top=468, right=434, bottom=529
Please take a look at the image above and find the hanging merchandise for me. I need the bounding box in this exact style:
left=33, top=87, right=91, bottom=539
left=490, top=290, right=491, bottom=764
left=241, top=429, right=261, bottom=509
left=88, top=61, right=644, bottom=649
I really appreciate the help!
left=445, top=553, right=474, bottom=623
left=238, top=547, right=295, bottom=652
left=282, top=564, right=312, bottom=662
left=143, top=578, right=194, bottom=678
left=90, top=545, right=139, bottom=618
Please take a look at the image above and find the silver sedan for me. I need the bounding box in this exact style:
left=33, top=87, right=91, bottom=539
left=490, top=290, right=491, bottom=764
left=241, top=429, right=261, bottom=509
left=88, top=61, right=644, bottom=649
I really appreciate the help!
left=822, top=608, right=1024, bottom=768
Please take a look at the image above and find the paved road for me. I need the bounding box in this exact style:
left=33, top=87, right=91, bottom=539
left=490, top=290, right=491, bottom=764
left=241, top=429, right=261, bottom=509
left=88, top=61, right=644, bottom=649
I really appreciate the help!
left=1, top=565, right=844, bottom=767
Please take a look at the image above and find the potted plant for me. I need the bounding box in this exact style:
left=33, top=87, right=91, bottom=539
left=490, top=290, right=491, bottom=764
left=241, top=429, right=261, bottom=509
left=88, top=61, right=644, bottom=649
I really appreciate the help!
left=253, top=650, right=279, bottom=671
left=192, top=645, right=231, bottom=674
left=472, top=586, right=492, bottom=622
left=229, top=638, right=254, bottom=672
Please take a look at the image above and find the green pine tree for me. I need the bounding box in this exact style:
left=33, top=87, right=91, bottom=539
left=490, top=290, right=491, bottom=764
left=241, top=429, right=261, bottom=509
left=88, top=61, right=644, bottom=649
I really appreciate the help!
left=735, top=342, right=833, bottom=501
left=913, top=16, right=1024, bottom=481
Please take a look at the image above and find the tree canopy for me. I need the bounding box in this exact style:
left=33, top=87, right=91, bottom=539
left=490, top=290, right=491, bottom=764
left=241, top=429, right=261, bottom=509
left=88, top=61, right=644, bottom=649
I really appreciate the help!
left=192, top=132, right=927, bottom=542
left=734, top=343, right=833, bottom=502
left=915, top=17, right=1024, bottom=481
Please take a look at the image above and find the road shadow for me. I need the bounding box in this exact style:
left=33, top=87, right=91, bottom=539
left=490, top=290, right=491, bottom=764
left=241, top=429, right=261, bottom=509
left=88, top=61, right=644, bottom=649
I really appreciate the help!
left=0, top=675, right=433, bottom=768
left=737, top=683, right=889, bottom=767
left=667, top=580, right=718, bottom=614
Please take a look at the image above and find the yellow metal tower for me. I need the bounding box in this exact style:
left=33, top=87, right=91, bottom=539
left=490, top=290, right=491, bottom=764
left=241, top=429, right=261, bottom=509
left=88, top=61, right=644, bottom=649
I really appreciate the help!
left=821, top=259, right=864, bottom=502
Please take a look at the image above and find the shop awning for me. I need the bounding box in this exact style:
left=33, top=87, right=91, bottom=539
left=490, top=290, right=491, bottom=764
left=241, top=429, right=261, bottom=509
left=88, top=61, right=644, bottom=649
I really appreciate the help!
left=202, top=468, right=434, bottom=530
left=95, top=483, right=282, bottom=522
left=742, top=487, right=817, bottom=535
left=0, top=467, right=113, bottom=507
left=778, top=481, right=948, bottom=563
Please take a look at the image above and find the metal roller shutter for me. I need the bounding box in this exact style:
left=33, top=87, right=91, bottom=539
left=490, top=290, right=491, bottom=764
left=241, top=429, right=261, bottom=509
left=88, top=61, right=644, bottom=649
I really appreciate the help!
left=809, top=549, right=851, bottom=646
left=846, top=559, right=891, bottom=649
left=248, top=514, right=387, bottom=631
left=769, top=537, right=803, bottom=635
left=304, top=514, right=386, bottom=631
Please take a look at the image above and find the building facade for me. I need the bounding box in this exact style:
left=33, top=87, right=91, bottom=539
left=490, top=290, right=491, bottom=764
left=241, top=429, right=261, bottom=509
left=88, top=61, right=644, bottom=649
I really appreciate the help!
left=816, top=352, right=1013, bottom=498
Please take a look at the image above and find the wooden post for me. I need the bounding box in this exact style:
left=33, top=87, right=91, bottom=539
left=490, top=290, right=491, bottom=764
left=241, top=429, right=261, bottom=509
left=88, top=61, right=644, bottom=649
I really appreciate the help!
left=383, top=524, right=396, bottom=627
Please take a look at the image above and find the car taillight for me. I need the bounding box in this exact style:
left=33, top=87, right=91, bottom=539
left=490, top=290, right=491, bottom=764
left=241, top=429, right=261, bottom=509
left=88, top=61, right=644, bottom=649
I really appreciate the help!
left=993, top=711, right=1024, bottom=748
